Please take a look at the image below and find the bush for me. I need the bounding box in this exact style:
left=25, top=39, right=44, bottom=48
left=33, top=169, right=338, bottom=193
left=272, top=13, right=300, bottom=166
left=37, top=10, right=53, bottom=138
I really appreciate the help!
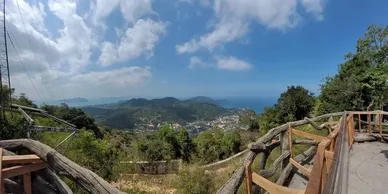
left=176, top=165, right=213, bottom=194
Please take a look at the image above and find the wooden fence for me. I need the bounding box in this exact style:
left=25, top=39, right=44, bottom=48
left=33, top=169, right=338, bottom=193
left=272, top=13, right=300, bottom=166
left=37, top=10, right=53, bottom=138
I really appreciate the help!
left=218, top=110, right=388, bottom=194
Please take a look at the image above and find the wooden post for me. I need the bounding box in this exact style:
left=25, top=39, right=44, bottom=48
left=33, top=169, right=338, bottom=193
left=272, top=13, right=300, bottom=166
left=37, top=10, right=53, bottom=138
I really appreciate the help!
left=368, top=113, right=371, bottom=133
left=358, top=114, right=361, bottom=132
left=321, top=159, right=327, bottom=193
left=0, top=148, right=3, bottom=194
left=288, top=126, right=293, bottom=158
left=379, top=114, right=383, bottom=135
left=245, top=160, right=252, bottom=194
left=280, top=130, right=290, bottom=170
left=23, top=173, right=32, bottom=194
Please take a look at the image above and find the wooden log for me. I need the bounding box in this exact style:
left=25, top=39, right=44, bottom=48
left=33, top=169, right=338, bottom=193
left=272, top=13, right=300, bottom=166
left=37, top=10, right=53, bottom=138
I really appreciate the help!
left=354, top=134, right=379, bottom=142
left=248, top=141, right=280, bottom=152
left=293, top=139, right=318, bottom=145
left=201, top=149, right=249, bottom=169
left=304, top=117, right=331, bottom=131
left=217, top=112, right=342, bottom=194
left=0, top=139, right=125, bottom=194
left=3, top=179, right=24, bottom=194
left=276, top=146, right=317, bottom=186
left=37, top=168, right=74, bottom=194
left=259, top=151, right=290, bottom=178
left=280, top=130, right=290, bottom=171
left=253, top=152, right=269, bottom=194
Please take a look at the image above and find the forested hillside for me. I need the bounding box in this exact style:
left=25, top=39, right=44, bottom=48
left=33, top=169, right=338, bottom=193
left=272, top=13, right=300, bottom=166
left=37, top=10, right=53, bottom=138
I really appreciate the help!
left=81, top=97, right=237, bottom=130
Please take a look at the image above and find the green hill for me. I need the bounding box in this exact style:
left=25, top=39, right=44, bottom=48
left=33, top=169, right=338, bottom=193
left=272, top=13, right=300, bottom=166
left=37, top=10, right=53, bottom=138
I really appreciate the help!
left=81, top=97, right=236, bottom=130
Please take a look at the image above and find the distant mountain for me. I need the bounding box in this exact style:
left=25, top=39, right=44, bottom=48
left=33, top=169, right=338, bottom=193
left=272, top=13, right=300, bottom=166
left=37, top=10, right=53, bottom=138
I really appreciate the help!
left=81, top=97, right=237, bottom=130
left=62, top=98, right=88, bottom=103
left=186, top=96, right=229, bottom=106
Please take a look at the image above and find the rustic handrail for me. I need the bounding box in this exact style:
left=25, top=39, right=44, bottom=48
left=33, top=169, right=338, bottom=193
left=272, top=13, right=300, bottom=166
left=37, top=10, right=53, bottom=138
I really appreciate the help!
left=220, top=110, right=386, bottom=194
left=217, top=112, right=343, bottom=194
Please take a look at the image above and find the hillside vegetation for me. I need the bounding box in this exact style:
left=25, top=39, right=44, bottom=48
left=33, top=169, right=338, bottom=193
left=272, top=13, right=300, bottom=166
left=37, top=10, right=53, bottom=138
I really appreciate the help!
left=81, top=97, right=237, bottom=130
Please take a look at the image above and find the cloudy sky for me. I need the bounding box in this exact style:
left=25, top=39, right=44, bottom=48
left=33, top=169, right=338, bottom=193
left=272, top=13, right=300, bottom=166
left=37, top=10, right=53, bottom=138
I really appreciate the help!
left=3, top=0, right=388, bottom=101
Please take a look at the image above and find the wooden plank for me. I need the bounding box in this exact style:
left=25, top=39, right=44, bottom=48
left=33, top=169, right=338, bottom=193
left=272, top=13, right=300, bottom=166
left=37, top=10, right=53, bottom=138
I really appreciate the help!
left=291, top=128, right=328, bottom=141
left=251, top=172, right=305, bottom=194
left=368, top=113, right=371, bottom=133
left=358, top=114, right=361, bottom=132
left=2, top=162, right=48, bottom=179
left=324, top=151, right=334, bottom=174
left=321, top=160, right=327, bottom=193
left=290, top=158, right=311, bottom=177
left=2, top=155, right=41, bottom=165
left=379, top=114, right=382, bottom=135
left=305, top=139, right=331, bottom=194
left=289, top=127, right=293, bottom=158
left=23, top=173, right=32, bottom=194
left=0, top=148, right=3, bottom=194
left=245, top=161, right=252, bottom=194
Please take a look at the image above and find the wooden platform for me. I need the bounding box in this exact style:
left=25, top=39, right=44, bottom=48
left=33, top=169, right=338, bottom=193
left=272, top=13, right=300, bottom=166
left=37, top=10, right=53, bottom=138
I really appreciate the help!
left=348, top=142, right=388, bottom=194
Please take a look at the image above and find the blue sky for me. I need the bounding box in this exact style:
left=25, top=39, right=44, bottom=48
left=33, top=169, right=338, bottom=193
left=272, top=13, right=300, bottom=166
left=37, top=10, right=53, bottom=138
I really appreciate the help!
left=4, top=0, right=388, bottom=101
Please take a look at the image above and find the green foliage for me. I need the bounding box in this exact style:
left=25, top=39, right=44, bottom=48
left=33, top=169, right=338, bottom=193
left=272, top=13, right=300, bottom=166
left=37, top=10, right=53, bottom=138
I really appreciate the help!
left=34, top=129, right=120, bottom=181
left=176, top=128, right=195, bottom=162
left=131, top=134, right=174, bottom=162
left=194, top=128, right=241, bottom=163
left=318, top=24, right=388, bottom=114
left=238, top=109, right=260, bottom=131
left=176, top=165, right=213, bottom=194
left=41, top=104, right=104, bottom=138
left=259, top=86, right=314, bottom=134
left=13, top=93, right=38, bottom=108
left=156, top=124, right=181, bottom=158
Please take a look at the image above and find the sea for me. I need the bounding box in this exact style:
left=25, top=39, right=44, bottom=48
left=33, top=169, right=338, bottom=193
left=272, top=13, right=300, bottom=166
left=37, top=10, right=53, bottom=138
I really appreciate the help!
left=35, top=96, right=276, bottom=114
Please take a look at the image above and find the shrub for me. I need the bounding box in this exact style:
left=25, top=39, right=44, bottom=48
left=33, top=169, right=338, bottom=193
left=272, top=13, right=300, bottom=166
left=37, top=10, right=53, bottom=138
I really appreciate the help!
left=176, top=165, right=213, bottom=194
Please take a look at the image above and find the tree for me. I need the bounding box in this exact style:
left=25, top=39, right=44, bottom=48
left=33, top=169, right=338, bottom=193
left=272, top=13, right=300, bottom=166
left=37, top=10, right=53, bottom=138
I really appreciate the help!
left=317, top=25, right=388, bottom=114
left=176, top=128, right=195, bottom=162
left=156, top=124, right=181, bottom=158
left=194, top=130, right=221, bottom=163
left=220, top=130, right=241, bottom=157
left=259, top=86, right=314, bottom=134
left=276, top=86, right=315, bottom=122
left=41, top=104, right=104, bottom=138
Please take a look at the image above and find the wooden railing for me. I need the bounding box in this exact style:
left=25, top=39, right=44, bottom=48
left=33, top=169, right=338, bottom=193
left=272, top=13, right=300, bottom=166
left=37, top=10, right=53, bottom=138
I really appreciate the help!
left=218, top=110, right=388, bottom=194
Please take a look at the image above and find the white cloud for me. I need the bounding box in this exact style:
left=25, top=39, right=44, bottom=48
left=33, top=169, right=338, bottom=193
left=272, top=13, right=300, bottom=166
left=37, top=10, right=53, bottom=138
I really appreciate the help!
left=71, top=66, right=152, bottom=86
left=189, top=56, right=208, bottom=69
left=91, top=0, right=154, bottom=25
left=98, top=19, right=167, bottom=66
left=301, top=0, right=325, bottom=20
left=187, top=56, right=252, bottom=71
left=216, top=56, right=252, bottom=71
left=177, top=19, right=248, bottom=54
left=176, top=0, right=325, bottom=54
